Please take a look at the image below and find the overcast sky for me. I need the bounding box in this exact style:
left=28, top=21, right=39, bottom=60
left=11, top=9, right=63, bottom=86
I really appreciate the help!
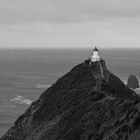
left=0, top=0, right=140, bottom=49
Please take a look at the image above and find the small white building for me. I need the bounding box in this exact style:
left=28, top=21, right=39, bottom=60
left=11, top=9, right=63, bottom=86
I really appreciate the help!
left=91, top=47, right=101, bottom=62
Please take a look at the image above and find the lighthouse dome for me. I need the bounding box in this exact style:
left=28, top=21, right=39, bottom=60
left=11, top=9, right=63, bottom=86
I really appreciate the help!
left=93, top=47, right=99, bottom=52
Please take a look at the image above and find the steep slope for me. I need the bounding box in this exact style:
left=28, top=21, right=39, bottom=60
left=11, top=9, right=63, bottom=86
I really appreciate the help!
left=1, top=59, right=140, bottom=140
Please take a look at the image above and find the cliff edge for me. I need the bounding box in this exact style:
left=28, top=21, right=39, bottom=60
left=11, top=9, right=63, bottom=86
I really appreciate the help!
left=1, top=60, right=140, bottom=140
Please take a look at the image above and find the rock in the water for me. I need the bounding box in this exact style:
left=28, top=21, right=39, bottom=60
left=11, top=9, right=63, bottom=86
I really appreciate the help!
left=127, top=74, right=139, bottom=89
left=1, top=60, right=140, bottom=140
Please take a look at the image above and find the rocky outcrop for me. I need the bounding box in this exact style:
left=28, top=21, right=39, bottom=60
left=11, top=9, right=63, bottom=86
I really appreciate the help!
left=1, top=59, right=140, bottom=140
left=127, top=74, right=139, bottom=89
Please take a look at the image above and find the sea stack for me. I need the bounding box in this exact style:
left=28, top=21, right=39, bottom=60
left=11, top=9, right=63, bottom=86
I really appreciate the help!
left=127, top=74, right=139, bottom=89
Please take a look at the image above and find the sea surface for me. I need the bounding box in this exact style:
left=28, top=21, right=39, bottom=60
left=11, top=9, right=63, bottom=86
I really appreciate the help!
left=0, top=48, right=140, bottom=136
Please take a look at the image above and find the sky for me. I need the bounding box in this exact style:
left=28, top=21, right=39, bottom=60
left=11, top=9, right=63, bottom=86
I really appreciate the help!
left=0, top=0, right=140, bottom=49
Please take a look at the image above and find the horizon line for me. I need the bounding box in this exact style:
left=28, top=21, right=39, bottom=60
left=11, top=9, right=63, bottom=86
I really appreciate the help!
left=0, top=47, right=139, bottom=50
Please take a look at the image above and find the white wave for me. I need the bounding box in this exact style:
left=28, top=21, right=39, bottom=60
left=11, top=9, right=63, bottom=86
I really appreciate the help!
left=36, top=84, right=51, bottom=89
left=122, top=80, right=127, bottom=85
left=10, top=95, right=32, bottom=105
left=135, top=88, right=140, bottom=95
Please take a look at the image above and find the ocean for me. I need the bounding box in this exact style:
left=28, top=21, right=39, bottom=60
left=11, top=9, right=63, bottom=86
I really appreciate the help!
left=0, top=48, right=140, bottom=136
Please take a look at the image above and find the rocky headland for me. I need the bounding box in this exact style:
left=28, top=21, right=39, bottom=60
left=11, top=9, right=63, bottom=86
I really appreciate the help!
left=1, top=59, right=140, bottom=140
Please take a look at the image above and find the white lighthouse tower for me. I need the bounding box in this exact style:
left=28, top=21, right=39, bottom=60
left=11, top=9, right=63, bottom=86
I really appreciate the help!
left=91, top=46, right=101, bottom=62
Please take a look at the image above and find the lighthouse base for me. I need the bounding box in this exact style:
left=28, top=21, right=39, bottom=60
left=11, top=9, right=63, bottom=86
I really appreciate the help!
left=91, top=57, right=100, bottom=62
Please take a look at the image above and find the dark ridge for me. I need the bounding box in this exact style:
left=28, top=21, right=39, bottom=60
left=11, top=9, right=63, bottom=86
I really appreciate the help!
left=1, top=59, right=140, bottom=140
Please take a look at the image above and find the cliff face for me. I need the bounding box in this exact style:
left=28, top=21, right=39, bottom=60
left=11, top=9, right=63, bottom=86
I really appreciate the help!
left=1, top=60, right=140, bottom=140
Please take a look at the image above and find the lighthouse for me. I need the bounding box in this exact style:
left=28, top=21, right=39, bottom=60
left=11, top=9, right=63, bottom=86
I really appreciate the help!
left=91, top=46, right=101, bottom=62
